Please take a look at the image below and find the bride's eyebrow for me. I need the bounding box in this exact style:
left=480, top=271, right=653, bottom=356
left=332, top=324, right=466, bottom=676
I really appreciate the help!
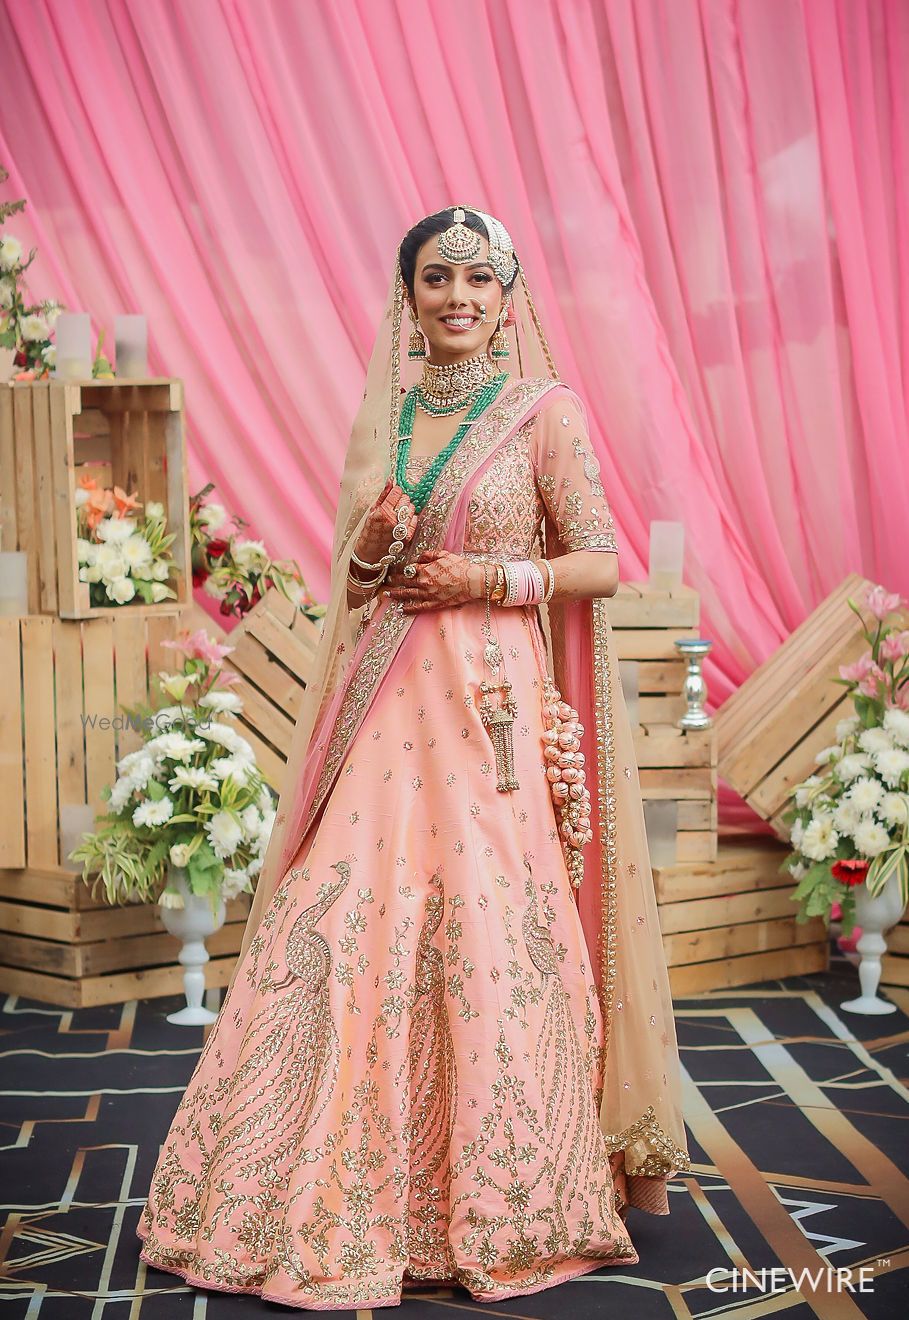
left=420, top=262, right=494, bottom=273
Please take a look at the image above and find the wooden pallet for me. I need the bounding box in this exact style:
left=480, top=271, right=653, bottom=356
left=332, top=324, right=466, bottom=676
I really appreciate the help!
left=655, top=835, right=829, bottom=995
left=713, top=574, right=887, bottom=836
left=0, top=866, right=251, bottom=1007
left=0, top=379, right=191, bottom=618
left=0, top=612, right=185, bottom=870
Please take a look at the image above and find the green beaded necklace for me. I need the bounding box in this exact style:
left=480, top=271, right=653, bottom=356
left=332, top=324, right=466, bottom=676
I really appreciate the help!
left=395, top=372, right=509, bottom=512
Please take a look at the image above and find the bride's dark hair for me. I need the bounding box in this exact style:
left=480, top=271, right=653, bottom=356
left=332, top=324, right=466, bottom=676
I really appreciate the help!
left=398, top=208, right=518, bottom=298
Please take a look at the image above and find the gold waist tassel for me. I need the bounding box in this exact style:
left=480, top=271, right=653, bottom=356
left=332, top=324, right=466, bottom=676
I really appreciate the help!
left=478, top=676, right=520, bottom=792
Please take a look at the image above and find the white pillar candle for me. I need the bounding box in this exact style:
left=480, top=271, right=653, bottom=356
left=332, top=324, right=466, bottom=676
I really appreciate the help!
left=0, top=551, right=28, bottom=616
left=618, top=659, right=640, bottom=729
left=643, top=798, right=678, bottom=868
left=54, top=312, right=93, bottom=380
left=114, top=314, right=148, bottom=377
left=59, top=802, right=97, bottom=872
left=649, top=521, right=685, bottom=591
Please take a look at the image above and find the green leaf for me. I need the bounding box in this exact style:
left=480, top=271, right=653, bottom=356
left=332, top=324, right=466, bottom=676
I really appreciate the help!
left=145, top=777, right=166, bottom=802
left=867, top=845, right=907, bottom=897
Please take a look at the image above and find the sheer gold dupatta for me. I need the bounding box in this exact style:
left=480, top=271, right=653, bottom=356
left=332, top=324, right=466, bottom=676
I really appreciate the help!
left=534, top=413, right=689, bottom=1211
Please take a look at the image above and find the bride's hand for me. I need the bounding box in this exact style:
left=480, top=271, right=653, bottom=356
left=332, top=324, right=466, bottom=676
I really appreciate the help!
left=352, top=479, right=417, bottom=568
left=384, top=550, right=486, bottom=613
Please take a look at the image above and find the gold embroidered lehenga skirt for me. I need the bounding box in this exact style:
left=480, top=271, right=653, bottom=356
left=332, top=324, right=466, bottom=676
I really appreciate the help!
left=136, top=595, right=638, bottom=1308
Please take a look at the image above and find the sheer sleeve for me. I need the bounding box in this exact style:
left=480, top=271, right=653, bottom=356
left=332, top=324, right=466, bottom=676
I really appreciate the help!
left=531, top=390, right=618, bottom=554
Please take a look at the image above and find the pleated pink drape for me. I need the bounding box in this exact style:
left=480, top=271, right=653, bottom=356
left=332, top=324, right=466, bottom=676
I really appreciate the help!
left=1, top=0, right=906, bottom=828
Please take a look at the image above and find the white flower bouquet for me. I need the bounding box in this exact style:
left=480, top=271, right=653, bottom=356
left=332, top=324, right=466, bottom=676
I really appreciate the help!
left=75, top=475, right=178, bottom=606
left=69, top=628, right=275, bottom=912
left=782, top=584, right=909, bottom=933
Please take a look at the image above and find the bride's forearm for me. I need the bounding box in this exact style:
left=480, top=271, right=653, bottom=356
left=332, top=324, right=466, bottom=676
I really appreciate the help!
left=530, top=550, right=619, bottom=601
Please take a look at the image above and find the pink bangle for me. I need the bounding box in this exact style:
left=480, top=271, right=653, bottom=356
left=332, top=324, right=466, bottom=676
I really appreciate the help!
left=502, top=560, right=546, bottom=605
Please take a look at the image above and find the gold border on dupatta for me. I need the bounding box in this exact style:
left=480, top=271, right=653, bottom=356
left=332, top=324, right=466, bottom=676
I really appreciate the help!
left=590, top=595, right=619, bottom=1110
left=302, top=377, right=560, bottom=837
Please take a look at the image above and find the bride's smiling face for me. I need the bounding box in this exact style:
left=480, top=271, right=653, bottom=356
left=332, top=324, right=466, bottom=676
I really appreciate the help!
left=409, top=231, right=505, bottom=365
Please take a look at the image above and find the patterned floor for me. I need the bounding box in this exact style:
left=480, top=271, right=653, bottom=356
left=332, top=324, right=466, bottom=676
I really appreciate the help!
left=0, top=963, right=907, bottom=1318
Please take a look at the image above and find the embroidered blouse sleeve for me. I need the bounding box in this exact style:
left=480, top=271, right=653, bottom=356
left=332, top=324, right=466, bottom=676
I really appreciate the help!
left=531, top=392, right=618, bottom=554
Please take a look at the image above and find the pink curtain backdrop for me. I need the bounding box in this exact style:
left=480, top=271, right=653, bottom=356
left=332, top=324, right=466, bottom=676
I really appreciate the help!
left=1, top=0, right=906, bottom=830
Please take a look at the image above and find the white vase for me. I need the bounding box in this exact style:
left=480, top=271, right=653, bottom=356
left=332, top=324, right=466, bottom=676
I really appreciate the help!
left=158, top=864, right=226, bottom=1025
left=840, top=874, right=906, bottom=1016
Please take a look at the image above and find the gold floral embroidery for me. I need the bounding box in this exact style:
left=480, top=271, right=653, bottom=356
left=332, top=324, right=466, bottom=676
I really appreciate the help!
left=602, top=1105, right=691, bottom=1178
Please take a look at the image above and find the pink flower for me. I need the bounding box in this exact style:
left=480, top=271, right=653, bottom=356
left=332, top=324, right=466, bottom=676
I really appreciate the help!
left=857, top=663, right=886, bottom=697
left=161, top=628, right=235, bottom=666
left=863, top=584, right=903, bottom=621
left=880, top=630, right=909, bottom=662
left=839, top=652, right=875, bottom=683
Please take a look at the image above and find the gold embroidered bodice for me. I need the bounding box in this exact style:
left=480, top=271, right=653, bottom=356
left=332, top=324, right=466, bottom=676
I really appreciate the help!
left=405, top=404, right=618, bottom=562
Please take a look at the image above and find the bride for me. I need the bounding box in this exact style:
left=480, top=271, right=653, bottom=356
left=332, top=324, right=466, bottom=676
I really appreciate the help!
left=137, top=205, right=689, bottom=1308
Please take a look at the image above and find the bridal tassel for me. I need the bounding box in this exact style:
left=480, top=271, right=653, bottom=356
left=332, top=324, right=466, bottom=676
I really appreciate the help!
left=541, top=675, right=593, bottom=889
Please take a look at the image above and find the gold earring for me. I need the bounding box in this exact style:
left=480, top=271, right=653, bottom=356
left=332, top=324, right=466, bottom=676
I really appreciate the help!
left=407, top=305, right=426, bottom=359
left=490, top=306, right=510, bottom=359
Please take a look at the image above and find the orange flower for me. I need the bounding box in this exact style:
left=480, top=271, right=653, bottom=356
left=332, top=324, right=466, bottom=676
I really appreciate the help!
left=84, top=487, right=114, bottom=531
left=113, top=485, right=142, bottom=516
left=78, top=474, right=100, bottom=491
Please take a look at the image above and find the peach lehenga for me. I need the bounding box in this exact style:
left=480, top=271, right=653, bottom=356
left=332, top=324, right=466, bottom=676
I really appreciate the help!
left=136, top=379, right=687, bottom=1309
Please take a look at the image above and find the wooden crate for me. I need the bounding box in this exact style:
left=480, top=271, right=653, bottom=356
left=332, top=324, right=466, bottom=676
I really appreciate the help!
left=0, top=379, right=191, bottom=618
left=655, top=835, right=829, bottom=995
left=610, top=580, right=699, bottom=725
left=0, top=612, right=186, bottom=871
left=714, top=574, right=887, bottom=837
left=0, top=865, right=251, bottom=1007
left=633, top=723, right=717, bottom=863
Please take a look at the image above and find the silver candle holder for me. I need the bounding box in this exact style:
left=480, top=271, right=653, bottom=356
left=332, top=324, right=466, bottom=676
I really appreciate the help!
left=674, top=638, right=713, bottom=729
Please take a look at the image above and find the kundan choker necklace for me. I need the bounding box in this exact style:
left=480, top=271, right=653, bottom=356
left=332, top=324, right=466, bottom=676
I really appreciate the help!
left=417, top=350, right=498, bottom=414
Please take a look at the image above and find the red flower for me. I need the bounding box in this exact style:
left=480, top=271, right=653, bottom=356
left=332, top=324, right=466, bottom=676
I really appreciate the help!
left=13, top=349, right=28, bottom=367
left=192, top=567, right=208, bottom=588
left=832, top=859, right=869, bottom=887
left=207, top=538, right=229, bottom=559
